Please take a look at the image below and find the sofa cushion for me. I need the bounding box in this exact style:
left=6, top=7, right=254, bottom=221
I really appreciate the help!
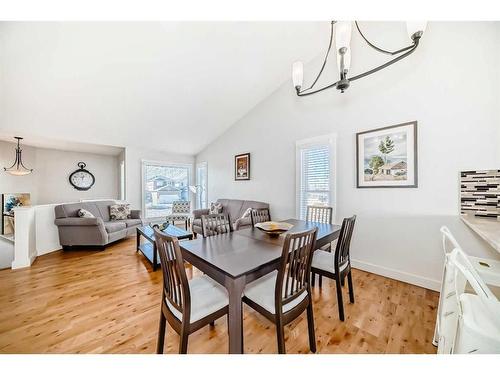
left=94, top=201, right=114, bottom=222
left=110, top=204, right=131, bottom=220
left=104, top=221, right=127, bottom=233
left=124, top=219, right=142, bottom=228
left=54, top=200, right=118, bottom=219
left=239, top=200, right=269, bottom=219
left=217, top=199, right=244, bottom=223
left=193, top=218, right=202, bottom=228
left=55, top=202, right=101, bottom=218
left=209, top=202, right=223, bottom=214
left=77, top=208, right=95, bottom=218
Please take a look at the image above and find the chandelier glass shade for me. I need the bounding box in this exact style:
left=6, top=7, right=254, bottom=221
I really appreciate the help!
left=292, top=21, right=427, bottom=95
left=4, top=137, right=33, bottom=176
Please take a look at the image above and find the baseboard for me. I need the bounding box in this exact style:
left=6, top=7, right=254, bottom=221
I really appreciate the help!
left=37, top=246, right=62, bottom=256
left=351, top=259, right=441, bottom=291
left=11, top=253, right=37, bottom=270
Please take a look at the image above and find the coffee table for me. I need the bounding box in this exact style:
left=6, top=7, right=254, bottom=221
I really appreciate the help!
left=136, top=224, right=193, bottom=270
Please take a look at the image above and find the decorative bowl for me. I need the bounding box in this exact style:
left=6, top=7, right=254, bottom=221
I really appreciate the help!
left=254, top=221, right=293, bottom=237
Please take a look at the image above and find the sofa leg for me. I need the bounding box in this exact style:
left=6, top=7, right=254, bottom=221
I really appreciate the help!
left=62, top=245, right=72, bottom=251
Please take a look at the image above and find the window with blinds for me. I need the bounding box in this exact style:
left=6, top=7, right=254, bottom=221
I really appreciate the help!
left=296, top=137, right=334, bottom=220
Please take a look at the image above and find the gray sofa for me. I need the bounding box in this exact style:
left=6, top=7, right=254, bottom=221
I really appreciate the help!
left=192, top=198, right=269, bottom=235
left=54, top=200, right=142, bottom=249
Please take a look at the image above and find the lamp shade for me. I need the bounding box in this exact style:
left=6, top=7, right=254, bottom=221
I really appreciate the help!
left=335, top=21, right=352, bottom=51
left=292, top=61, right=304, bottom=89
left=406, top=21, right=427, bottom=40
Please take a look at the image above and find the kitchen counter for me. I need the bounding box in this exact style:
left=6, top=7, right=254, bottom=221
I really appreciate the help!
left=461, top=214, right=500, bottom=253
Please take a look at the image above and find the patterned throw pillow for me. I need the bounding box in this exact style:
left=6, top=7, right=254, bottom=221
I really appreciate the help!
left=209, top=202, right=223, bottom=215
left=241, top=207, right=252, bottom=219
left=78, top=209, right=95, bottom=218
left=109, top=204, right=131, bottom=220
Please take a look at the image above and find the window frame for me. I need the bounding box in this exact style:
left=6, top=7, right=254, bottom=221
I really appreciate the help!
left=195, top=161, right=208, bottom=209
left=295, top=134, right=337, bottom=221
left=141, top=159, right=193, bottom=219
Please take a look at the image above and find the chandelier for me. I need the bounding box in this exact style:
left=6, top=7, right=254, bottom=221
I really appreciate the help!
left=292, top=21, right=427, bottom=95
left=4, top=137, right=33, bottom=176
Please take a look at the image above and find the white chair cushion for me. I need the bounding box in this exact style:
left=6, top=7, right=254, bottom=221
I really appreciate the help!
left=311, top=249, right=348, bottom=274
left=460, top=293, right=500, bottom=341
left=166, top=275, right=228, bottom=323
left=244, top=270, right=308, bottom=315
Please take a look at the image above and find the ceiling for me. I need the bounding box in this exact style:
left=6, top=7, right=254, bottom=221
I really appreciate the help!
left=0, top=22, right=328, bottom=155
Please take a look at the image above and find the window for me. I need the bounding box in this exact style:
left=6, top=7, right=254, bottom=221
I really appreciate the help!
left=119, top=160, right=126, bottom=201
left=196, top=162, right=208, bottom=209
left=142, top=161, right=192, bottom=218
left=296, top=135, right=336, bottom=220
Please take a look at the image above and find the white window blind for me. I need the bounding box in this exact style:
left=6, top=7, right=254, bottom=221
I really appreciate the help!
left=296, top=137, right=334, bottom=220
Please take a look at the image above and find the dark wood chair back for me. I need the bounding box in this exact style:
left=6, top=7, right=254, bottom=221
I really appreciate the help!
left=276, top=227, right=318, bottom=312
left=334, top=215, right=356, bottom=273
left=250, top=208, right=271, bottom=226
left=153, top=228, right=191, bottom=321
left=201, top=213, right=233, bottom=237
left=306, top=205, right=333, bottom=224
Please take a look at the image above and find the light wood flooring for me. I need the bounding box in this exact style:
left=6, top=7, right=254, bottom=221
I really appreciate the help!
left=0, top=237, right=438, bottom=354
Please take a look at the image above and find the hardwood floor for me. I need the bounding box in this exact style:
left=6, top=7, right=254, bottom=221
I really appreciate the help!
left=0, top=236, right=438, bottom=354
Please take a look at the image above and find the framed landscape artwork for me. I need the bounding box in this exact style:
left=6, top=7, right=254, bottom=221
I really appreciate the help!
left=235, top=153, right=250, bottom=180
left=356, top=121, right=418, bottom=188
left=1, top=193, right=31, bottom=235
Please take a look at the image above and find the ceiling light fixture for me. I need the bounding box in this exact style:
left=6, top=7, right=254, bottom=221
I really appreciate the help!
left=4, top=137, right=33, bottom=176
left=292, top=21, right=427, bottom=95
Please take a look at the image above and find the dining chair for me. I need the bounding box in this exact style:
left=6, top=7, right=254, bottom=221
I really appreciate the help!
left=447, top=248, right=500, bottom=353
left=435, top=226, right=500, bottom=352
left=306, top=205, right=333, bottom=288
left=154, top=228, right=229, bottom=354
left=250, top=208, right=271, bottom=226
left=242, top=227, right=318, bottom=354
left=201, top=213, right=233, bottom=237
left=306, top=205, right=333, bottom=225
left=310, top=215, right=356, bottom=321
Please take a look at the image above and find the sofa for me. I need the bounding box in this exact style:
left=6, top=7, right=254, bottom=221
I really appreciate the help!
left=54, top=200, right=142, bottom=249
left=192, top=198, right=269, bottom=235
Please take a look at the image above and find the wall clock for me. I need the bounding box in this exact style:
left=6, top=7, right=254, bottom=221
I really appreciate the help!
left=69, top=162, right=95, bottom=191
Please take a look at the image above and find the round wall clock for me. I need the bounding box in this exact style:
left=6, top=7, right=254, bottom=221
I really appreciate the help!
left=69, top=162, right=95, bottom=191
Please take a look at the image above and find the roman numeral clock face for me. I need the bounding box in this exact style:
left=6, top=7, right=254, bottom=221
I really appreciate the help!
left=69, top=163, right=95, bottom=191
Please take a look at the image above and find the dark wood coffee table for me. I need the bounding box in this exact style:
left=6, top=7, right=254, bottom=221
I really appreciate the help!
left=136, top=224, right=193, bottom=271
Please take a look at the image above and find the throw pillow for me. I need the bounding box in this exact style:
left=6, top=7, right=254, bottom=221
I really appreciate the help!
left=78, top=208, right=95, bottom=218
left=110, top=204, right=131, bottom=220
left=209, top=202, right=223, bottom=215
left=241, top=207, right=252, bottom=219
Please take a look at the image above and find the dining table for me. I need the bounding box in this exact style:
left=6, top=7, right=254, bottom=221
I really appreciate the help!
left=179, top=218, right=341, bottom=354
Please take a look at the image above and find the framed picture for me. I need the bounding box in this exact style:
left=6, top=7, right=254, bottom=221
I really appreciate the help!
left=235, top=153, right=250, bottom=180
left=356, top=121, right=418, bottom=188
left=2, top=193, right=31, bottom=235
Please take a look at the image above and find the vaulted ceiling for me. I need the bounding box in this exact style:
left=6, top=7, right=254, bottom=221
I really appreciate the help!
left=0, top=22, right=328, bottom=155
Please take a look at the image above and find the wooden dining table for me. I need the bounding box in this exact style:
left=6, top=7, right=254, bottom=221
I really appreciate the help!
left=179, top=218, right=341, bottom=354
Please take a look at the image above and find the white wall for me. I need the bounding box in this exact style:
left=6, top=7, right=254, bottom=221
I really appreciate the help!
left=196, top=22, right=500, bottom=290
left=35, top=147, right=119, bottom=204
left=0, top=140, right=120, bottom=205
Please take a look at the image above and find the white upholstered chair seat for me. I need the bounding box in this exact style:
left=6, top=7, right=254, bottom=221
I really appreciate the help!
left=460, top=293, right=500, bottom=341
left=311, top=249, right=348, bottom=274
left=244, top=270, right=308, bottom=315
left=166, top=275, right=228, bottom=323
